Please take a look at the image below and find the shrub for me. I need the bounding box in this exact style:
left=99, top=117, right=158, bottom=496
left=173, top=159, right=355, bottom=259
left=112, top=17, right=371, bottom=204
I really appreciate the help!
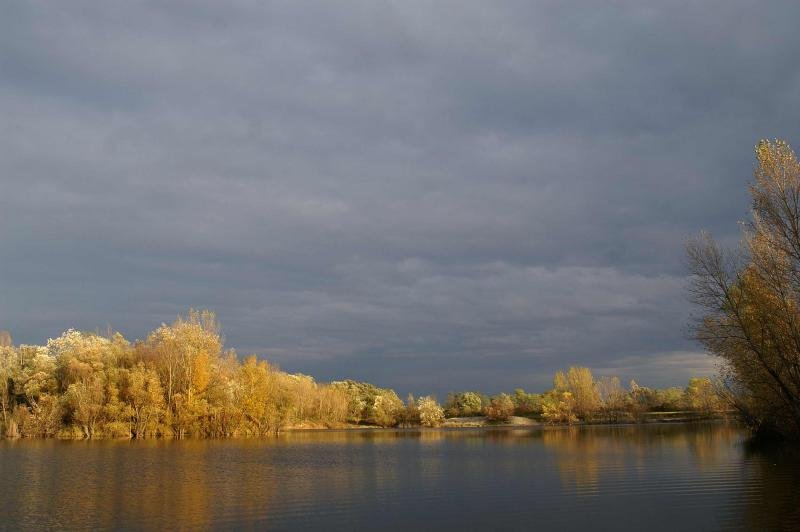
left=444, top=391, right=485, bottom=417
left=484, top=393, right=515, bottom=422
left=417, top=396, right=445, bottom=427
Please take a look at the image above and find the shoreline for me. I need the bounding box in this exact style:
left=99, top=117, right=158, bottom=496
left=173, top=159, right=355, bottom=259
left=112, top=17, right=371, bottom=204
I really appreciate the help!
left=0, top=414, right=733, bottom=441
left=0, top=419, right=733, bottom=441
left=284, top=413, right=730, bottom=433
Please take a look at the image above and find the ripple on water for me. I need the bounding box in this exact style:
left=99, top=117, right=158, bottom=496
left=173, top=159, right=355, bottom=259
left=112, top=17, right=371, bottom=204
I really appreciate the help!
left=0, top=423, right=798, bottom=531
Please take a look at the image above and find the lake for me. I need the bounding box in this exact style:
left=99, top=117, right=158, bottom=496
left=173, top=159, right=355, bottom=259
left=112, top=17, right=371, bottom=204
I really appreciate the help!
left=0, top=422, right=797, bottom=531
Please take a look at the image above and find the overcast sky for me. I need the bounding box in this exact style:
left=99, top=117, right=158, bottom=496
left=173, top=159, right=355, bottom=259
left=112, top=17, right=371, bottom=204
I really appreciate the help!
left=2, top=1, right=799, bottom=396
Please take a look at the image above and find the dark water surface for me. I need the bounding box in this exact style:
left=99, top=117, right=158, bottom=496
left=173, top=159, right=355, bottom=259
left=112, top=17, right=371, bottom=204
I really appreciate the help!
left=1, top=422, right=798, bottom=531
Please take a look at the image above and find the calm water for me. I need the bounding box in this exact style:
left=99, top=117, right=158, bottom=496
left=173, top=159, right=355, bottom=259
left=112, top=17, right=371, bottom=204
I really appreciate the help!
left=1, top=422, right=798, bottom=531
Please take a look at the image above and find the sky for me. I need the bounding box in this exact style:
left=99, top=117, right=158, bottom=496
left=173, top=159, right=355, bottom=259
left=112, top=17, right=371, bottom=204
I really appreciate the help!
left=1, top=1, right=799, bottom=397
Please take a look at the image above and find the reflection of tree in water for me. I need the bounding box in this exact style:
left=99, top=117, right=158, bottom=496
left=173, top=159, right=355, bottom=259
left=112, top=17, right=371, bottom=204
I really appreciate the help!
left=9, top=440, right=225, bottom=528
left=6, top=425, right=799, bottom=529
left=683, top=423, right=742, bottom=469
left=540, top=427, right=608, bottom=494
left=537, top=423, right=744, bottom=495
left=737, top=442, right=800, bottom=530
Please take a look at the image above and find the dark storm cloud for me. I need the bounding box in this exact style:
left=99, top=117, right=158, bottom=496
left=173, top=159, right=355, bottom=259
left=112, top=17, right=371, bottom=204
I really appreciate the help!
left=2, top=1, right=799, bottom=395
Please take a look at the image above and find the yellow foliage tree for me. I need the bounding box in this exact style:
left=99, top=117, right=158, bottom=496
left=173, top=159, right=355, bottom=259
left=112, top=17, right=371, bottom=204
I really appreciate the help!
left=688, top=139, right=800, bottom=438
left=553, top=367, right=600, bottom=419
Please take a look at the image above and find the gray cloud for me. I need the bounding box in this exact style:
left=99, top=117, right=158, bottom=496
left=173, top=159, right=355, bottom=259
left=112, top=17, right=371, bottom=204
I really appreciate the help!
left=2, top=1, right=799, bottom=395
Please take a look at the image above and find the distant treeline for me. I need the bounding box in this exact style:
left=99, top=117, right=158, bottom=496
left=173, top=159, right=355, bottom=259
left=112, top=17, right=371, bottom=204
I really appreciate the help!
left=0, top=311, right=723, bottom=439
left=446, top=368, right=723, bottom=424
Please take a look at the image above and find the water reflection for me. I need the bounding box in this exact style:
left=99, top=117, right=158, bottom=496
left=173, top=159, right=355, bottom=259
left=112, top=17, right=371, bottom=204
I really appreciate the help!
left=0, top=423, right=796, bottom=530
left=738, top=442, right=800, bottom=530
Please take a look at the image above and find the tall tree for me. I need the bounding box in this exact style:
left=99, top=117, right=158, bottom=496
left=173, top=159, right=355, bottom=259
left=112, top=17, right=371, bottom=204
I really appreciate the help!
left=142, top=310, right=222, bottom=437
left=688, top=139, right=800, bottom=438
left=554, top=367, right=600, bottom=419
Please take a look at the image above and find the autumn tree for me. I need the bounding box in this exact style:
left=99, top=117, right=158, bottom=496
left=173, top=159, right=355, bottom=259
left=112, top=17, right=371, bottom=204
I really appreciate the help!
left=628, top=380, right=654, bottom=417
left=511, top=389, right=544, bottom=417
left=330, top=380, right=404, bottom=427
left=688, top=139, right=800, bottom=438
left=15, top=345, right=61, bottom=437
left=0, top=331, right=12, bottom=347
left=46, top=330, right=132, bottom=437
left=540, top=391, right=577, bottom=424
left=401, top=393, right=420, bottom=427
left=203, top=351, right=244, bottom=437
left=123, top=363, right=165, bottom=438
left=684, top=377, right=721, bottom=413
left=654, top=387, right=686, bottom=412
left=283, top=373, right=318, bottom=424
left=484, top=393, right=515, bottom=422
left=313, top=384, right=348, bottom=427
left=554, top=367, right=600, bottom=419
left=417, top=396, right=445, bottom=427
left=0, top=346, right=19, bottom=435
left=596, top=376, right=626, bottom=412
left=142, top=310, right=222, bottom=437
left=444, top=391, right=485, bottom=417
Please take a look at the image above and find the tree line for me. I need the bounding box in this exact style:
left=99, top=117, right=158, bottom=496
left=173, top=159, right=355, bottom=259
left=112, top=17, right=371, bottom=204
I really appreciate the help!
left=0, top=311, right=349, bottom=439
left=445, top=368, right=721, bottom=423
left=0, top=311, right=721, bottom=439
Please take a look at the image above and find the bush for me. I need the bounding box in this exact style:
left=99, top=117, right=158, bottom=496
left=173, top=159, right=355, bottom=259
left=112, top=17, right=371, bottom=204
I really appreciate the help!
left=512, top=389, right=544, bottom=417
left=541, top=391, right=577, bottom=424
left=417, top=396, right=445, bottom=427
left=444, top=391, right=485, bottom=417
left=331, top=380, right=404, bottom=427
left=484, top=393, right=515, bottom=422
